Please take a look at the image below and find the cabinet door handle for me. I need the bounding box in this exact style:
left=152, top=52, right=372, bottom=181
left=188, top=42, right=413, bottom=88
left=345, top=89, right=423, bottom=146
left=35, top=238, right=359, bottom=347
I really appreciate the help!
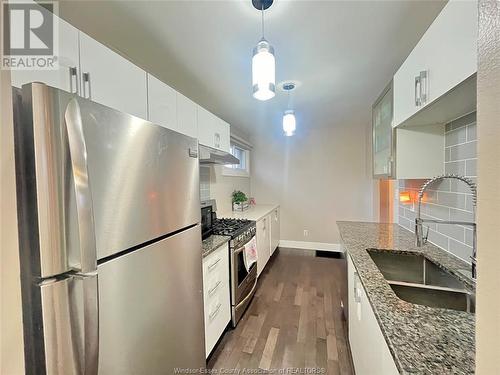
left=419, top=70, right=428, bottom=105
left=353, top=272, right=361, bottom=303
left=214, top=132, right=220, bottom=148
left=207, top=258, right=221, bottom=271
left=208, top=280, right=222, bottom=296
left=209, top=303, right=222, bottom=320
left=414, top=75, right=421, bottom=106
left=69, top=67, right=79, bottom=95
left=82, top=72, right=92, bottom=100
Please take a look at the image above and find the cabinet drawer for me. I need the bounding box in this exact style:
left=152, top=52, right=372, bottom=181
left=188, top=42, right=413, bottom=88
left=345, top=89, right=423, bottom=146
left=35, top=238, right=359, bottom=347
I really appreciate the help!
left=202, top=243, right=230, bottom=357
left=203, top=250, right=226, bottom=276
left=203, top=244, right=229, bottom=303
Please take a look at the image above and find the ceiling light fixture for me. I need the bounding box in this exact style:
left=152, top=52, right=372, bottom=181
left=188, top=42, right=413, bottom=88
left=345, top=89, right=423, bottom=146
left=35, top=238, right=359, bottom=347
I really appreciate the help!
left=252, top=0, right=275, bottom=101
left=282, top=82, right=297, bottom=136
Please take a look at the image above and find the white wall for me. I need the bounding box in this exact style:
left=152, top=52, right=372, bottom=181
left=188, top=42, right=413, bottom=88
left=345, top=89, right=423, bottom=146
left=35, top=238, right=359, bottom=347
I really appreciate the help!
left=209, top=166, right=251, bottom=214
left=476, top=0, right=500, bottom=372
left=250, top=119, right=376, bottom=245
left=0, top=69, right=25, bottom=374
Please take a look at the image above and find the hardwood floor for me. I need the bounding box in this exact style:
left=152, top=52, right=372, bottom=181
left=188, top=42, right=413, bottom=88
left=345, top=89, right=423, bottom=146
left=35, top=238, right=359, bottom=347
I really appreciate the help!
left=207, top=248, right=354, bottom=374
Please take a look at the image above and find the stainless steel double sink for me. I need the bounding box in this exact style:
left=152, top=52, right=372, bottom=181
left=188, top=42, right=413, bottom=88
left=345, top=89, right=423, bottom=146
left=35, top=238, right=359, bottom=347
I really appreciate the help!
left=367, top=250, right=475, bottom=313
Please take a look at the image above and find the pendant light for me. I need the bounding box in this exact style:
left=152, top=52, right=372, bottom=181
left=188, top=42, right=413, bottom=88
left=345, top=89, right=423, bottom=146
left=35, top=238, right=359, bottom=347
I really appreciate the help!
left=283, top=110, right=296, bottom=136
left=252, top=0, right=275, bottom=101
left=282, top=82, right=296, bottom=136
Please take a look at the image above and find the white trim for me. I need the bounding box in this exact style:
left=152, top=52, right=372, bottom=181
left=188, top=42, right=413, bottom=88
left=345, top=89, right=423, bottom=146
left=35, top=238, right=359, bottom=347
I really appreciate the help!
left=230, top=134, right=253, bottom=150
left=222, top=145, right=250, bottom=178
left=278, top=240, right=342, bottom=252
left=222, top=166, right=250, bottom=178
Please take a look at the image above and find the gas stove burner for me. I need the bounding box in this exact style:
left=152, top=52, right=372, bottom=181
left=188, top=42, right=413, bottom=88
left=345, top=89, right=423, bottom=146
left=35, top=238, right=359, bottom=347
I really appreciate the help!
left=212, top=218, right=255, bottom=238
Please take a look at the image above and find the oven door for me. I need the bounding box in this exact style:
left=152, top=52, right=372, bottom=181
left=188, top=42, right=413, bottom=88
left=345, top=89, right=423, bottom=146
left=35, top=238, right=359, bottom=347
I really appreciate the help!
left=231, top=237, right=257, bottom=317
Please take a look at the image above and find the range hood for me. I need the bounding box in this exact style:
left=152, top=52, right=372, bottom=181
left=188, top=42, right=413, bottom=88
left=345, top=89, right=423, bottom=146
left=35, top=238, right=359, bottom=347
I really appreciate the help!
left=198, top=144, right=239, bottom=165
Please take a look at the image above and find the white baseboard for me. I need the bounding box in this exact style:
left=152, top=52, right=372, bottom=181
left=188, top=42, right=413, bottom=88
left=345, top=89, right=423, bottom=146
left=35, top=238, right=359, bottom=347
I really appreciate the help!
left=278, top=240, right=342, bottom=252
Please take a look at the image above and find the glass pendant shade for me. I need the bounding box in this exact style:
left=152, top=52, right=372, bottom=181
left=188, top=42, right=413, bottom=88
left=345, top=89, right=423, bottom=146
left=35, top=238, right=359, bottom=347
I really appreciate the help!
left=283, top=110, right=296, bottom=136
left=252, top=39, right=275, bottom=101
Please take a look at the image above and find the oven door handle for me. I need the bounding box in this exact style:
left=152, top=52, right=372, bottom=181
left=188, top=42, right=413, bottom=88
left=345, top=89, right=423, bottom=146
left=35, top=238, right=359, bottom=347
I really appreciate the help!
left=235, top=276, right=258, bottom=310
left=234, top=246, right=245, bottom=255
left=233, top=236, right=256, bottom=255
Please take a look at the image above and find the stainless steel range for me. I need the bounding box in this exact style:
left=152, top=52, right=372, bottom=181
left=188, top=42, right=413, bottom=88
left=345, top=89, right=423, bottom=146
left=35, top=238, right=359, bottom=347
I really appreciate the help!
left=212, top=218, right=257, bottom=327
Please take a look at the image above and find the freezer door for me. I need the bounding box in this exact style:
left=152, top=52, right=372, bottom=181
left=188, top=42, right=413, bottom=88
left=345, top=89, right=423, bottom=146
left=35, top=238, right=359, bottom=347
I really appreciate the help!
left=24, top=273, right=99, bottom=375
left=14, top=83, right=200, bottom=277
left=70, top=89, right=200, bottom=260
left=97, top=224, right=205, bottom=374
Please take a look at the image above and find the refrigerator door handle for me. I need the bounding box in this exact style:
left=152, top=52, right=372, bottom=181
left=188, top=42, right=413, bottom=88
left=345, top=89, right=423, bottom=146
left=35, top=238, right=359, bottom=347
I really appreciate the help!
left=80, top=273, right=99, bottom=375
left=64, top=98, right=98, bottom=273
left=39, top=273, right=99, bottom=375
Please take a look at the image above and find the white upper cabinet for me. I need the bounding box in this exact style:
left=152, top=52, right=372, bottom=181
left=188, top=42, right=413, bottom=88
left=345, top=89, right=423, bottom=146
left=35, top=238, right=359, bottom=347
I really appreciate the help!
left=176, top=93, right=198, bottom=139
left=197, top=105, right=230, bottom=152
left=216, top=119, right=231, bottom=153
left=197, top=105, right=218, bottom=148
left=147, top=74, right=177, bottom=130
left=393, top=0, right=478, bottom=127
left=11, top=14, right=79, bottom=93
left=79, top=32, right=148, bottom=119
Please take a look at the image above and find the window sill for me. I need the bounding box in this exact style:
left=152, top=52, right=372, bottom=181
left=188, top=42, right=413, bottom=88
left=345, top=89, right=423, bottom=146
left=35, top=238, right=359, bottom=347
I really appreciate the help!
left=222, top=167, right=250, bottom=178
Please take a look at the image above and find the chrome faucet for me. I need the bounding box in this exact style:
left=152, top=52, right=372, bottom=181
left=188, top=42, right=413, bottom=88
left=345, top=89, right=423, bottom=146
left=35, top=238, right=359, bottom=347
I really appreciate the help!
left=415, top=174, right=477, bottom=279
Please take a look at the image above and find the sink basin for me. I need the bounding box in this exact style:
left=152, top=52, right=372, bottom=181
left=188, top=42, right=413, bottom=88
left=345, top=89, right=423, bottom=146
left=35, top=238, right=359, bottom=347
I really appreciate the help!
left=367, top=250, right=475, bottom=313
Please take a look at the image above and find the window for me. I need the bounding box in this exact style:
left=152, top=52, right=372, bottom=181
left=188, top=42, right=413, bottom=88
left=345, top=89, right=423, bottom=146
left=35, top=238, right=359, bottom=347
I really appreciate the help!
left=223, top=143, right=250, bottom=177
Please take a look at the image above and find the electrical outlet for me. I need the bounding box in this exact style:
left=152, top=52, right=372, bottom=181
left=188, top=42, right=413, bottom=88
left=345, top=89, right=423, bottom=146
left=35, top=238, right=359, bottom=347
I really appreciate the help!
left=303, top=229, right=309, bottom=237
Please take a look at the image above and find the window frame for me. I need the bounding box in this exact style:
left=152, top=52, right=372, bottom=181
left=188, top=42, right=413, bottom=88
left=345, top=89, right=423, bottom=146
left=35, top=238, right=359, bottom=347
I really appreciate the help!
left=222, top=143, right=250, bottom=177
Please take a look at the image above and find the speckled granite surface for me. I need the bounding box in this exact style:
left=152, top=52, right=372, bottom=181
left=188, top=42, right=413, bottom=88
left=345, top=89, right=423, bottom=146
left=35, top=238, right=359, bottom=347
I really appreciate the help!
left=337, top=221, right=475, bottom=375
left=202, top=235, right=230, bottom=258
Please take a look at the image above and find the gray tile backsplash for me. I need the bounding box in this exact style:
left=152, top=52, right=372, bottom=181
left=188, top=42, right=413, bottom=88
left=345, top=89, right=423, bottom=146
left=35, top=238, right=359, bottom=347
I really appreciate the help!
left=200, top=166, right=211, bottom=201
left=397, top=112, right=476, bottom=263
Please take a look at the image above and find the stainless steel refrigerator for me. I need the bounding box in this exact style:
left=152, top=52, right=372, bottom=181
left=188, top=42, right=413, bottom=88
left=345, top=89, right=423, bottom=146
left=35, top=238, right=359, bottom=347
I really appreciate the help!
left=13, top=83, right=205, bottom=374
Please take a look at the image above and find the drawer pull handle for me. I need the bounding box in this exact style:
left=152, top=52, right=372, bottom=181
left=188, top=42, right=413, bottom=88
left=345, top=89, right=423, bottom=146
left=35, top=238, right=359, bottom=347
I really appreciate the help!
left=208, top=281, right=222, bottom=296
left=209, top=303, right=222, bottom=320
left=208, top=258, right=221, bottom=271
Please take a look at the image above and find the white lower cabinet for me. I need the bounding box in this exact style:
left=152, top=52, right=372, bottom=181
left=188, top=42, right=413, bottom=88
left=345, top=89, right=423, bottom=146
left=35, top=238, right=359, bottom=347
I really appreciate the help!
left=348, top=255, right=399, bottom=375
left=270, top=208, right=280, bottom=256
left=257, top=215, right=271, bottom=277
left=203, top=243, right=231, bottom=357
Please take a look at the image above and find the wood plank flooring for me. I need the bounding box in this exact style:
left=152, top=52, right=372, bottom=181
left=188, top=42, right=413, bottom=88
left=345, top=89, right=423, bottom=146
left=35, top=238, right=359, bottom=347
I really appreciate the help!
left=207, top=248, right=354, bottom=374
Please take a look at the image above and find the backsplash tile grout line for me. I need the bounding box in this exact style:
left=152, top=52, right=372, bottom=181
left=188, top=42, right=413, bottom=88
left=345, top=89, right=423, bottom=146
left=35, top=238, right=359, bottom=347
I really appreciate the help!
left=396, top=112, right=477, bottom=263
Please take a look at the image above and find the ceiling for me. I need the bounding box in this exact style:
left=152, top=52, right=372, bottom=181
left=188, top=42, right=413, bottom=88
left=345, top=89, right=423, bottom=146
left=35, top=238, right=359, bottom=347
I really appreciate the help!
left=59, top=0, right=446, bottom=138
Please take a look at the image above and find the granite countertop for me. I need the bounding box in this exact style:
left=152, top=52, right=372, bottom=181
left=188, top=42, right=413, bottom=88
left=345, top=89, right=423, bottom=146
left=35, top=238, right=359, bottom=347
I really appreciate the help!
left=202, top=235, right=230, bottom=258
left=219, top=204, right=279, bottom=222
left=337, top=221, right=475, bottom=375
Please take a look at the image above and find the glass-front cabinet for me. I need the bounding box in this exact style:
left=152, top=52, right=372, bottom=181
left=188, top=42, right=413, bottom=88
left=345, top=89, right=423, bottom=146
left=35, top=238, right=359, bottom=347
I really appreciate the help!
left=372, top=82, right=394, bottom=178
